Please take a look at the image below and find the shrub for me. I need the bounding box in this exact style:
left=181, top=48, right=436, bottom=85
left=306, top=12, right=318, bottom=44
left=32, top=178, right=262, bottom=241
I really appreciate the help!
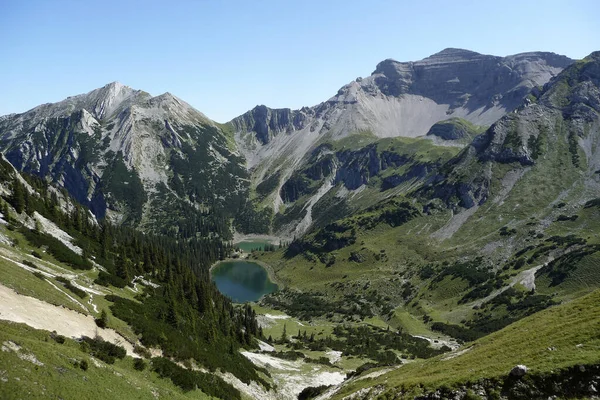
left=556, top=214, right=578, bottom=222
left=152, top=357, right=241, bottom=399
left=32, top=271, right=45, bottom=280
left=95, top=310, right=109, bottom=329
left=22, top=259, right=37, bottom=268
left=134, top=345, right=151, bottom=359
left=94, top=271, right=127, bottom=288
left=52, top=334, right=66, bottom=344
left=298, top=385, right=331, bottom=400
left=55, top=276, right=87, bottom=298
left=133, top=358, right=146, bottom=371
left=80, top=336, right=126, bottom=364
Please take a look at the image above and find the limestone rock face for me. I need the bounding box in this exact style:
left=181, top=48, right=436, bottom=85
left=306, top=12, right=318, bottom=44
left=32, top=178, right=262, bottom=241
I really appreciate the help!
left=231, top=49, right=573, bottom=234
left=420, top=51, right=600, bottom=211
left=233, top=49, right=573, bottom=151
left=0, top=82, right=248, bottom=232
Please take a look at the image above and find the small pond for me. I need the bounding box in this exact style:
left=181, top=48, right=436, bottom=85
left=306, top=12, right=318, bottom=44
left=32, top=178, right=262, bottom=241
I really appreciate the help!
left=235, top=240, right=274, bottom=253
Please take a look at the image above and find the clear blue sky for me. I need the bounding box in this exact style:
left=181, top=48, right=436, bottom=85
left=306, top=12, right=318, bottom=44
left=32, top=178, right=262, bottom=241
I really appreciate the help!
left=1, top=0, right=598, bottom=122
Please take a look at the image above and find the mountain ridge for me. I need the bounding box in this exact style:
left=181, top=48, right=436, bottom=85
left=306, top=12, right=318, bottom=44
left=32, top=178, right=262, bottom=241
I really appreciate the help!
left=230, top=48, right=574, bottom=235
left=0, top=48, right=580, bottom=238
left=0, top=81, right=249, bottom=234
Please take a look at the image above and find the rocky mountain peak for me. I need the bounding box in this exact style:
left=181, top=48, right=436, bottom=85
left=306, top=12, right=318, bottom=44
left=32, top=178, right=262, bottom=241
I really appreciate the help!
left=422, top=48, right=486, bottom=62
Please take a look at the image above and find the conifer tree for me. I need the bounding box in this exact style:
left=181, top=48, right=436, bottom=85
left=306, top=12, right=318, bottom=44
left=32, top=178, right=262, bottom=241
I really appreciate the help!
left=281, top=323, right=287, bottom=343
left=11, top=178, right=25, bottom=214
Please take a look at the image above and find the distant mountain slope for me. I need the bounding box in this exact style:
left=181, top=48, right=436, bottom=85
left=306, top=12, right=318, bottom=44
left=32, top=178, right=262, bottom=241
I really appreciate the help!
left=231, top=49, right=573, bottom=235
left=256, top=51, right=600, bottom=353
left=0, top=49, right=577, bottom=238
left=423, top=51, right=600, bottom=211
left=233, top=49, right=572, bottom=149
left=0, top=82, right=250, bottom=237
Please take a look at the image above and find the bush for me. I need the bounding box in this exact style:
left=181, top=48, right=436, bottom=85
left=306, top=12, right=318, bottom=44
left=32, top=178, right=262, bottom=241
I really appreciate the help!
left=79, top=359, right=89, bottom=371
left=32, top=271, right=45, bottom=280
left=55, top=276, right=87, bottom=298
left=52, top=334, right=66, bottom=344
left=556, top=214, right=578, bottom=222
left=80, top=336, right=126, bottom=364
left=94, top=271, right=127, bottom=288
left=133, top=358, right=146, bottom=371
left=298, top=385, right=331, bottom=400
left=152, top=357, right=241, bottom=399
left=31, top=251, right=43, bottom=259
left=431, top=322, right=484, bottom=343
left=22, top=259, right=38, bottom=269
left=134, top=345, right=151, bottom=359
left=95, top=310, right=109, bottom=329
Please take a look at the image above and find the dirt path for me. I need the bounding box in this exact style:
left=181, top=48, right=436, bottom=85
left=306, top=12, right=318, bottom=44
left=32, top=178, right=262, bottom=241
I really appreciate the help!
left=0, top=283, right=137, bottom=357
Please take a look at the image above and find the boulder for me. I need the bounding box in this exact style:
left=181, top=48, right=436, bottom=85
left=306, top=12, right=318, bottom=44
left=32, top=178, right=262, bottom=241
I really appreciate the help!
left=510, top=364, right=529, bottom=377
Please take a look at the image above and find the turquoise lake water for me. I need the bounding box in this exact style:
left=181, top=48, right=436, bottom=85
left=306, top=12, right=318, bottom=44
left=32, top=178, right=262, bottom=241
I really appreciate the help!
left=235, top=241, right=273, bottom=252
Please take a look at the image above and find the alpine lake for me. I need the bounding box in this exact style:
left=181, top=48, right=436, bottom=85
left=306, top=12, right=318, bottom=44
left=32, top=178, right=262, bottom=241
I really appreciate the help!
left=211, top=260, right=278, bottom=303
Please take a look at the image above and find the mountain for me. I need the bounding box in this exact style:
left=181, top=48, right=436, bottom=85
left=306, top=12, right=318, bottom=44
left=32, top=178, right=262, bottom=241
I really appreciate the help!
left=0, top=82, right=251, bottom=237
left=253, top=50, right=600, bottom=394
left=423, top=51, right=600, bottom=211
left=0, top=50, right=574, bottom=238
left=231, top=49, right=573, bottom=236
left=0, top=50, right=599, bottom=400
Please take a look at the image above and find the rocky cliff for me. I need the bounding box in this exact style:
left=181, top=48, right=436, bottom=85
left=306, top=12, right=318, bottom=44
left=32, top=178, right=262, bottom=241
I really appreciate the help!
left=0, top=82, right=249, bottom=236
left=422, top=51, right=600, bottom=211
left=232, top=49, right=573, bottom=235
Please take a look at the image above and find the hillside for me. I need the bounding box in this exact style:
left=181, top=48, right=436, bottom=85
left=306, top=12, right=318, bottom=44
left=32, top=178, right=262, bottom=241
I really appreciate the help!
left=252, top=51, right=600, bottom=374
left=329, top=288, right=600, bottom=399
left=0, top=156, right=273, bottom=399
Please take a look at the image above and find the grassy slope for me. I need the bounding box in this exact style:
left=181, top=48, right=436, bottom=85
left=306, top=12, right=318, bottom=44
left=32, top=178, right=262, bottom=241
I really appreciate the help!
left=0, top=321, right=211, bottom=400
left=257, top=110, right=600, bottom=323
left=334, top=288, right=600, bottom=398
left=0, top=224, right=140, bottom=342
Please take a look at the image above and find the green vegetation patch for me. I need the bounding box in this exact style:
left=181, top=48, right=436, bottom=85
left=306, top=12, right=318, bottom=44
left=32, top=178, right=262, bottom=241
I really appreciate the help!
left=335, top=288, right=600, bottom=398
